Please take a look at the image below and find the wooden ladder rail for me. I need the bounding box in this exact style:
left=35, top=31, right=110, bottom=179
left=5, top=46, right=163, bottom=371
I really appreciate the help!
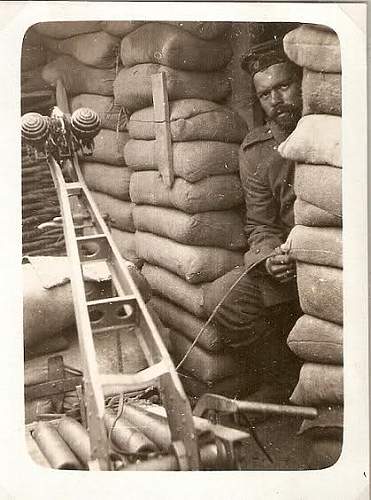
left=46, top=82, right=200, bottom=471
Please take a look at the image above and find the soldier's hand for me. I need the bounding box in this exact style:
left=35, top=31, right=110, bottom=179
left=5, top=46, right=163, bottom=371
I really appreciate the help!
left=265, top=249, right=296, bottom=283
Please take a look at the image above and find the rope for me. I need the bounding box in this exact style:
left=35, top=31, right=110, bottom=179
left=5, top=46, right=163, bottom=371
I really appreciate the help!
left=175, top=251, right=276, bottom=371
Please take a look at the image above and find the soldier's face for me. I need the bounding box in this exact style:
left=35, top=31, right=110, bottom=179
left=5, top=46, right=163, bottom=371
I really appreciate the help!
left=253, top=62, right=302, bottom=130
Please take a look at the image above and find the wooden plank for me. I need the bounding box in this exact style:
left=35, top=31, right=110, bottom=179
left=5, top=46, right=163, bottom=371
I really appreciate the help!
left=56, top=79, right=70, bottom=115
left=151, top=73, right=174, bottom=188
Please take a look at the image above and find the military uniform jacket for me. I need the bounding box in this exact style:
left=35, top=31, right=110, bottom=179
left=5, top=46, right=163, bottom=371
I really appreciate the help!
left=240, top=120, right=297, bottom=306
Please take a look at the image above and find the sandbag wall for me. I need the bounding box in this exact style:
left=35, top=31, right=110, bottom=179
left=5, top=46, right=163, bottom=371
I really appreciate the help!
left=279, top=24, right=343, bottom=467
left=36, top=22, right=141, bottom=265
left=110, top=21, right=258, bottom=398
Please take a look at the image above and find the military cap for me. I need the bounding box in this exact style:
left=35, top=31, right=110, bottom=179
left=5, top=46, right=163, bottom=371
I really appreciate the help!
left=241, top=37, right=288, bottom=76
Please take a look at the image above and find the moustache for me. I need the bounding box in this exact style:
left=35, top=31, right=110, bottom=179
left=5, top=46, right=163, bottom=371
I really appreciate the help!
left=271, top=104, right=298, bottom=120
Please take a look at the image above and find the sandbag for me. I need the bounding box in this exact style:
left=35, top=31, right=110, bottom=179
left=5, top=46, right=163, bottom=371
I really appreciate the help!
left=302, top=69, right=341, bottom=116
left=35, top=21, right=102, bottom=39
left=127, top=99, right=247, bottom=143
left=42, top=55, right=115, bottom=96
left=120, top=23, right=232, bottom=72
left=133, top=205, right=247, bottom=250
left=135, top=231, right=244, bottom=284
left=70, top=94, right=127, bottom=131
left=91, top=191, right=135, bottom=233
left=142, top=264, right=207, bottom=319
left=278, top=115, right=342, bottom=167
left=111, top=228, right=141, bottom=267
left=287, top=315, right=343, bottom=364
left=166, top=21, right=231, bottom=40
left=114, top=64, right=230, bottom=111
left=294, top=198, right=342, bottom=227
left=23, top=263, right=75, bottom=347
left=100, top=21, right=145, bottom=37
left=180, top=370, right=260, bottom=401
left=288, top=225, right=342, bottom=268
left=283, top=24, right=341, bottom=72
left=169, top=329, right=247, bottom=383
left=82, top=129, right=130, bottom=166
left=101, top=21, right=230, bottom=40
left=22, top=66, right=52, bottom=94
left=130, top=171, right=243, bottom=212
left=42, top=31, right=120, bottom=68
left=296, top=262, right=343, bottom=324
left=22, top=29, right=47, bottom=71
left=124, top=140, right=240, bottom=182
left=290, top=363, right=343, bottom=406
left=295, top=164, right=342, bottom=217
left=149, top=295, right=222, bottom=351
left=81, top=162, right=131, bottom=200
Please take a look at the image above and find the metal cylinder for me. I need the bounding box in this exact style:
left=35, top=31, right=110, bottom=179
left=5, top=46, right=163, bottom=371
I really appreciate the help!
left=25, top=430, right=50, bottom=468
left=237, top=401, right=318, bottom=419
left=57, top=417, right=91, bottom=467
left=104, top=409, right=157, bottom=454
left=32, top=421, right=81, bottom=470
left=121, top=443, right=219, bottom=471
left=119, top=403, right=172, bottom=451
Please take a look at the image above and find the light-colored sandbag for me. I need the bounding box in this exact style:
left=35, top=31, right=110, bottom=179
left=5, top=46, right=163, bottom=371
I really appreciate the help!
left=296, top=262, right=343, bottom=324
left=127, top=99, right=247, bottom=143
left=100, top=21, right=145, bottom=37
left=278, top=115, right=342, bottom=167
left=124, top=140, right=239, bottom=182
left=120, top=23, right=232, bottom=71
left=294, top=198, right=342, bottom=227
left=81, top=162, right=131, bottom=201
left=142, top=264, right=206, bottom=319
left=23, top=263, right=75, bottom=347
left=302, top=69, right=341, bottom=116
left=288, top=225, right=342, bottom=268
left=295, top=163, right=342, bottom=217
left=129, top=171, right=243, bottom=213
left=150, top=296, right=223, bottom=352
left=70, top=94, right=127, bottom=131
left=283, top=24, right=341, bottom=72
left=135, top=231, right=244, bottom=284
left=290, top=363, right=343, bottom=406
left=42, top=55, right=115, bottom=96
left=111, top=228, right=141, bottom=267
left=91, top=191, right=135, bottom=233
left=82, top=129, right=130, bottom=166
left=35, top=21, right=102, bottom=39
left=114, top=64, right=230, bottom=111
left=133, top=205, right=247, bottom=250
left=42, top=31, right=120, bottom=68
left=287, top=315, right=343, bottom=364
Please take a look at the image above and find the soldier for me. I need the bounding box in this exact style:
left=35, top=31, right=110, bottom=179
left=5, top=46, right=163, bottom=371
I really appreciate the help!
left=204, top=38, right=303, bottom=398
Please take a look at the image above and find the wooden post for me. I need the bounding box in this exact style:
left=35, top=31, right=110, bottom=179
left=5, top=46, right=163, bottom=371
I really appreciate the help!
left=151, top=73, right=174, bottom=188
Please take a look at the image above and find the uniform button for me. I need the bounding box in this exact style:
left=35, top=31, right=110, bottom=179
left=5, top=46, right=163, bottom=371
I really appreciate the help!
left=255, top=249, right=260, bottom=254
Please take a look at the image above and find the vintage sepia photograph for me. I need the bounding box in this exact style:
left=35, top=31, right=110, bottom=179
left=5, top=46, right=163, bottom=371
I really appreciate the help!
left=0, top=1, right=368, bottom=498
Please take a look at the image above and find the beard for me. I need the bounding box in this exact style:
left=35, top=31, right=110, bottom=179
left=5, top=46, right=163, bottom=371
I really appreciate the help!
left=270, top=103, right=301, bottom=132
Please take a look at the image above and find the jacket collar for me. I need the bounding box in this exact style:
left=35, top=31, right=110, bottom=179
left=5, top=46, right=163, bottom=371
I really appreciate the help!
left=268, top=120, right=291, bottom=144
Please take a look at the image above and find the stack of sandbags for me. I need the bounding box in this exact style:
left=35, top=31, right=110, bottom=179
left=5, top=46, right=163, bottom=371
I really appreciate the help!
left=36, top=22, right=139, bottom=265
left=22, top=146, right=65, bottom=256
left=279, top=24, right=342, bottom=466
left=106, top=21, right=264, bottom=398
